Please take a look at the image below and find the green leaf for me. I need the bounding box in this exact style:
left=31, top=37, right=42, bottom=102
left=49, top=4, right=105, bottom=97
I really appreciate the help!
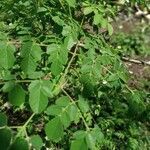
left=0, top=113, right=7, bottom=127
left=68, top=104, right=78, bottom=121
left=8, top=85, right=26, bottom=106
left=52, top=16, right=65, bottom=26
left=0, top=128, right=12, bottom=150
left=86, top=127, right=104, bottom=149
left=50, top=61, right=64, bottom=76
left=9, top=137, right=29, bottom=150
left=65, top=0, right=76, bottom=8
left=21, top=41, right=42, bottom=75
left=56, top=96, right=70, bottom=107
left=40, top=80, right=53, bottom=97
left=47, top=44, right=67, bottom=76
left=46, top=105, right=62, bottom=116
left=45, top=117, right=64, bottom=142
left=0, top=42, right=15, bottom=70
left=93, top=12, right=102, bottom=25
left=28, top=71, right=44, bottom=79
left=78, top=96, right=89, bottom=113
left=83, top=7, right=93, bottom=15
left=60, top=112, right=71, bottom=128
left=2, top=81, right=15, bottom=92
left=73, top=130, right=87, bottom=139
left=29, top=80, right=52, bottom=113
left=86, top=133, right=97, bottom=149
left=30, top=135, right=43, bottom=150
left=107, top=23, right=113, bottom=36
left=70, top=138, right=88, bottom=150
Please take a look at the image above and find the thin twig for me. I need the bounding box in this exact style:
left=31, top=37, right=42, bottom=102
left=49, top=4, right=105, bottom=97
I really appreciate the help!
left=122, top=56, right=150, bottom=66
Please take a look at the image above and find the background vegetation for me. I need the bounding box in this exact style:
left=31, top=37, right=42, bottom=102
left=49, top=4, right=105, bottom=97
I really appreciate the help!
left=0, top=0, right=149, bottom=150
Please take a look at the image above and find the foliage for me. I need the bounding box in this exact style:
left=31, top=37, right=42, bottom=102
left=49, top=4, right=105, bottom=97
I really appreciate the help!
left=111, top=27, right=150, bottom=56
left=0, top=0, right=149, bottom=150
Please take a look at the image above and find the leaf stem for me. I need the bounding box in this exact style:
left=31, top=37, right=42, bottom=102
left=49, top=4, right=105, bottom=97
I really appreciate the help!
left=0, top=79, right=33, bottom=85
left=16, top=113, right=35, bottom=137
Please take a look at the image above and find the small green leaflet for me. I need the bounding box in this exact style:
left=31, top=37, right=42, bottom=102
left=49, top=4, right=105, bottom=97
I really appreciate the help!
left=71, top=127, right=104, bottom=150
left=65, top=0, right=76, bottom=8
left=29, top=80, right=52, bottom=113
left=83, top=7, right=93, bottom=15
left=46, top=96, right=78, bottom=129
left=2, top=81, right=15, bottom=92
left=107, top=23, right=113, bottom=36
left=0, top=128, right=12, bottom=150
left=8, top=84, right=26, bottom=106
left=71, top=138, right=88, bottom=150
left=0, top=42, right=15, bottom=70
left=30, top=135, right=43, bottom=150
left=93, top=12, right=102, bottom=25
left=86, top=127, right=104, bottom=149
left=47, top=43, right=68, bottom=76
left=20, top=41, right=42, bottom=75
left=45, top=117, right=64, bottom=142
left=9, top=137, right=29, bottom=150
left=78, top=96, right=89, bottom=113
left=45, top=96, right=79, bottom=142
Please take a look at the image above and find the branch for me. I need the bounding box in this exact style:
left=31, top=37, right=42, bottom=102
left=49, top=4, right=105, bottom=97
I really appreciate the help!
left=122, top=56, right=150, bottom=66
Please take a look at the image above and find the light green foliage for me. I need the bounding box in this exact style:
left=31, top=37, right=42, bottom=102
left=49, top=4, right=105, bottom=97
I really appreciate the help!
left=0, top=0, right=149, bottom=150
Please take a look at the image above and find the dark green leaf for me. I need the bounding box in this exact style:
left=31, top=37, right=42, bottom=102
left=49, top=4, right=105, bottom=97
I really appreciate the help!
left=9, top=137, right=29, bottom=150
left=21, top=41, right=42, bottom=74
left=0, top=113, right=7, bottom=127
left=0, top=128, right=12, bottom=150
left=8, top=85, right=26, bottom=106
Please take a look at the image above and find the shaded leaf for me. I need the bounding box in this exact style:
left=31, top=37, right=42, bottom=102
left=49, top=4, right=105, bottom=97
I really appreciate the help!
left=21, top=41, right=42, bottom=74
left=8, top=85, right=26, bottom=106
left=0, top=128, right=12, bottom=150
left=9, top=137, right=29, bottom=150
left=0, top=113, right=7, bottom=127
